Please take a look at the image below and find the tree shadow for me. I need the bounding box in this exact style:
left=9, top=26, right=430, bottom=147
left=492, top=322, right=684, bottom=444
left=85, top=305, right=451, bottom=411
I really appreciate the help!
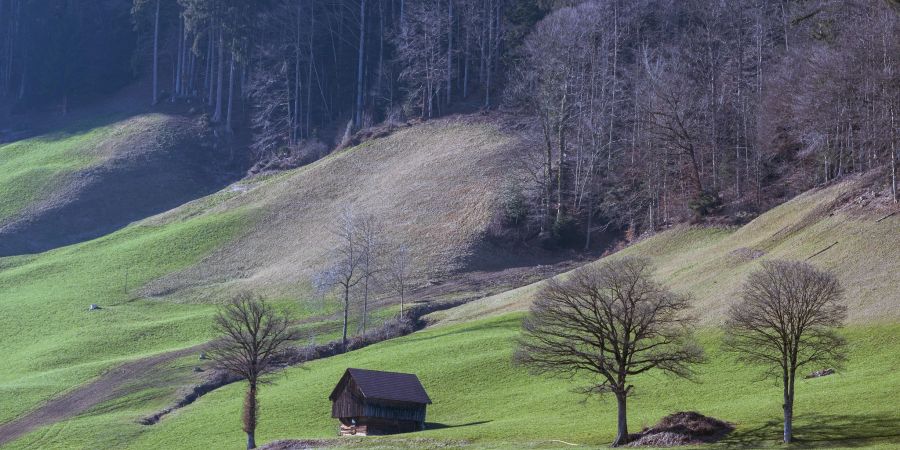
left=426, top=420, right=493, bottom=430
left=721, top=413, right=900, bottom=448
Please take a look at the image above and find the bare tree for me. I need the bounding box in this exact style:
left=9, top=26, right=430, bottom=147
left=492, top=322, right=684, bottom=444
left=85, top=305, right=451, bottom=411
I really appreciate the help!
left=356, top=213, right=384, bottom=335
left=386, top=242, right=412, bottom=316
left=515, top=257, right=704, bottom=447
left=724, top=260, right=847, bottom=444
left=209, top=292, right=299, bottom=450
left=319, top=208, right=364, bottom=349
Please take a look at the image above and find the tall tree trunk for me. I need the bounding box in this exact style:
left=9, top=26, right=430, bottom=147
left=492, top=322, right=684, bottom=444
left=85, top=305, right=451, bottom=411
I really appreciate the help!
left=213, top=27, right=225, bottom=122
left=891, top=106, right=897, bottom=202
left=307, top=2, right=315, bottom=136
left=446, top=0, right=453, bottom=105
left=613, top=393, right=628, bottom=446
left=293, top=3, right=302, bottom=143
left=207, top=28, right=215, bottom=106
left=463, top=19, right=469, bottom=99
left=782, top=367, right=794, bottom=443
left=226, top=52, right=235, bottom=131
left=151, top=0, right=160, bottom=105
left=355, top=0, right=366, bottom=128
left=243, top=381, right=258, bottom=449
left=362, top=276, right=369, bottom=335
left=342, top=285, right=350, bottom=349
left=399, top=282, right=405, bottom=317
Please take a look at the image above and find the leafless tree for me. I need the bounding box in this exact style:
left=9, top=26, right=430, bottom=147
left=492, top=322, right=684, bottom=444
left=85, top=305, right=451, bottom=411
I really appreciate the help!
left=356, top=213, right=385, bottom=335
left=394, top=0, right=449, bottom=119
left=724, top=260, right=847, bottom=444
left=515, top=257, right=704, bottom=447
left=209, top=292, right=299, bottom=450
left=319, top=207, right=364, bottom=349
left=386, top=242, right=413, bottom=316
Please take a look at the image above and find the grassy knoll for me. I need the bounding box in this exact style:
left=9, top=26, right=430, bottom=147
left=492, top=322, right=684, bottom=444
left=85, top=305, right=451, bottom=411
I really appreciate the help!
left=6, top=313, right=897, bottom=449
left=0, top=120, right=117, bottom=222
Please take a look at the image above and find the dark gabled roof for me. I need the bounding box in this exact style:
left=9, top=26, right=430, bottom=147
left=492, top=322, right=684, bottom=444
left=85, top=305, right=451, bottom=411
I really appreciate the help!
left=329, top=368, right=432, bottom=404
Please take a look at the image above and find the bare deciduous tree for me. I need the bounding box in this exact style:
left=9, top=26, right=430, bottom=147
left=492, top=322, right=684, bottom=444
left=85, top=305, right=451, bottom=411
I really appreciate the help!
left=386, top=242, right=412, bottom=316
left=515, top=257, right=704, bottom=447
left=356, top=213, right=384, bottom=335
left=209, top=292, right=299, bottom=450
left=724, top=260, right=847, bottom=444
left=319, top=208, right=364, bottom=350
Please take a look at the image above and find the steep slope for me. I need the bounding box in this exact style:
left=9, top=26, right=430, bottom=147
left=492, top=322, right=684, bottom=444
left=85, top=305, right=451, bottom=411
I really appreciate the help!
left=0, top=113, right=242, bottom=256
left=141, top=115, right=522, bottom=301
left=434, top=176, right=900, bottom=326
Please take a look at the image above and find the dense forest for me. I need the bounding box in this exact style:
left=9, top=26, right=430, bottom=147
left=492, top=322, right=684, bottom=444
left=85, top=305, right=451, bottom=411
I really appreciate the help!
left=0, top=0, right=897, bottom=245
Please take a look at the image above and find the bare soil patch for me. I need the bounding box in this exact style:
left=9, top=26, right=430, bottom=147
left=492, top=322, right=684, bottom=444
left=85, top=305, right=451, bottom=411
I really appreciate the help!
left=0, top=345, right=203, bottom=446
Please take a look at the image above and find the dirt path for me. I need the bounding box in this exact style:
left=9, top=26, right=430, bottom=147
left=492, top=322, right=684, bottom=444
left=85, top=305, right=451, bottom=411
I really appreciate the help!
left=0, top=344, right=203, bottom=446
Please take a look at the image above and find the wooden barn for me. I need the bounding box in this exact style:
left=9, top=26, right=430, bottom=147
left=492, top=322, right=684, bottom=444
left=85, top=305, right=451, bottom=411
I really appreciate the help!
left=329, top=368, right=432, bottom=436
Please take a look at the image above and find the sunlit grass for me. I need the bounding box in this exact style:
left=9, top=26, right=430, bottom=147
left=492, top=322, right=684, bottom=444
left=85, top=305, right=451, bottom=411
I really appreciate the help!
left=7, top=314, right=898, bottom=449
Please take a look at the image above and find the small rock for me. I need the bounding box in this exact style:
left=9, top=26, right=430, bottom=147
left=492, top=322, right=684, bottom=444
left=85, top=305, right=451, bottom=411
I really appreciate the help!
left=806, top=368, right=835, bottom=379
left=89, top=304, right=101, bottom=310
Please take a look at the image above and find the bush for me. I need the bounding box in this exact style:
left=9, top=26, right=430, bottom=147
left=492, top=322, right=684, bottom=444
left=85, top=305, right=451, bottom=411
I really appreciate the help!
left=550, top=214, right=581, bottom=248
left=688, top=191, right=722, bottom=218
left=500, top=180, right=528, bottom=227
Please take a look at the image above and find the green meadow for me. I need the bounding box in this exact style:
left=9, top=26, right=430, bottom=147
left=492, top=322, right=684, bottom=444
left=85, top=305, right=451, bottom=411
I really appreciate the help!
left=5, top=314, right=899, bottom=449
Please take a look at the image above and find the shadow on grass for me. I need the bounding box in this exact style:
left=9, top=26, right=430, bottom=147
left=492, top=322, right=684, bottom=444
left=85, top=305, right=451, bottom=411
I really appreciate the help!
left=426, top=420, right=492, bottom=430
left=402, top=317, right=521, bottom=344
left=722, top=413, right=900, bottom=448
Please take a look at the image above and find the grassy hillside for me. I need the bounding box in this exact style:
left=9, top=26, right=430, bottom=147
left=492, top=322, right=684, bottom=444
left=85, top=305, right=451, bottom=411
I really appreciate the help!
left=434, top=177, right=900, bottom=326
left=0, top=118, right=116, bottom=222
left=6, top=316, right=898, bottom=449
left=2, top=172, right=897, bottom=448
left=0, top=113, right=240, bottom=256
left=142, top=115, right=521, bottom=302
left=0, top=115, right=528, bottom=446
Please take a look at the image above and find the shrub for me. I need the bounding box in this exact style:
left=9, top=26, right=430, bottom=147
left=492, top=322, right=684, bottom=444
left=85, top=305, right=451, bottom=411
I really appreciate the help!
left=551, top=214, right=580, bottom=248
left=688, top=191, right=722, bottom=218
left=500, top=180, right=528, bottom=227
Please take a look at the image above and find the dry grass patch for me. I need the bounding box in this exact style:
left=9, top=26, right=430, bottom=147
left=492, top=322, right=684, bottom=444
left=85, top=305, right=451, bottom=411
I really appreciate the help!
left=143, top=115, right=524, bottom=302
left=432, top=177, right=900, bottom=326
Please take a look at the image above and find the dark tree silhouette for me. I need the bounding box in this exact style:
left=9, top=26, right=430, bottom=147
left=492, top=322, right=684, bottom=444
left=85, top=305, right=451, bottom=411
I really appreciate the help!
left=724, top=260, right=847, bottom=444
left=515, top=257, right=704, bottom=447
left=209, top=292, right=299, bottom=450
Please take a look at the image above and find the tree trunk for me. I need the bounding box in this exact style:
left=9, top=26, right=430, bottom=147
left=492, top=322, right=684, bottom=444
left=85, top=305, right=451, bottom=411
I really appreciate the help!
left=207, top=29, right=215, bottom=106
left=355, top=0, right=366, bottom=128
left=151, top=0, right=160, bottom=105
left=783, top=393, right=793, bottom=443
left=362, top=276, right=369, bottom=335
left=243, top=382, right=258, bottom=449
left=446, top=0, right=452, bottom=105
left=226, top=52, right=235, bottom=131
left=612, top=393, right=629, bottom=446
left=173, top=16, right=182, bottom=100
left=213, top=27, right=225, bottom=122
left=782, top=368, right=794, bottom=443
left=342, top=285, right=350, bottom=349
left=891, top=106, right=897, bottom=202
